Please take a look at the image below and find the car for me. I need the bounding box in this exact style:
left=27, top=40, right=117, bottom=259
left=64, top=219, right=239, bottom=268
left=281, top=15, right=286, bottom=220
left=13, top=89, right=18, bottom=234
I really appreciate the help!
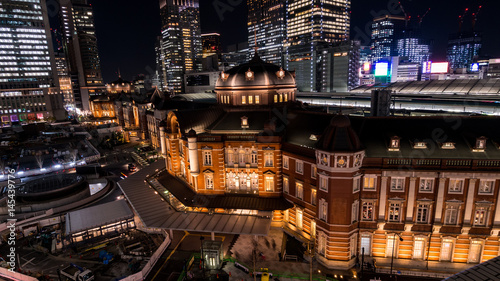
left=128, top=163, right=136, bottom=172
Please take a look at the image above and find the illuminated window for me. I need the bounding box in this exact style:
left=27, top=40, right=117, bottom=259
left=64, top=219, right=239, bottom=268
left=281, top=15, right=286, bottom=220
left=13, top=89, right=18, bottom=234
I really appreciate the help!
left=352, top=200, right=359, bottom=223
left=390, top=178, right=405, bottom=192
left=448, top=179, right=464, bottom=193
left=440, top=239, right=454, bottom=261
left=473, top=206, right=489, bottom=227
left=362, top=201, right=374, bottom=221
left=319, top=175, right=328, bottom=192
left=419, top=178, right=434, bottom=192
left=296, top=182, right=303, bottom=200
left=311, top=165, right=317, bottom=179
left=295, top=160, right=303, bottom=174
left=283, top=177, right=289, bottom=193
left=203, top=151, right=212, bottom=166
left=255, top=95, right=260, bottom=104
left=413, top=237, right=426, bottom=259
left=241, top=96, right=246, bottom=104
left=319, top=199, right=328, bottom=221
left=416, top=203, right=431, bottom=224
left=444, top=204, right=460, bottom=225
left=311, top=189, right=317, bottom=205
left=361, top=234, right=371, bottom=256
left=296, top=208, right=303, bottom=229
left=468, top=240, right=483, bottom=263
left=264, top=152, right=273, bottom=167
left=478, top=180, right=494, bottom=194
left=205, top=174, right=214, bottom=190
left=274, top=95, right=278, bottom=103
left=318, top=232, right=326, bottom=256
left=353, top=177, right=360, bottom=193
left=388, top=202, right=401, bottom=222
left=248, top=95, right=253, bottom=104
left=363, top=175, right=376, bottom=190
left=265, top=175, right=274, bottom=192
left=283, top=156, right=289, bottom=169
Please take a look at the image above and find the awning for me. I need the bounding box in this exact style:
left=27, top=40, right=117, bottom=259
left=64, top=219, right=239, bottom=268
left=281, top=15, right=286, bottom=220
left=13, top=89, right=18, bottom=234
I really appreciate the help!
left=156, top=171, right=293, bottom=211
left=65, top=199, right=133, bottom=234
left=118, top=161, right=272, bottom=236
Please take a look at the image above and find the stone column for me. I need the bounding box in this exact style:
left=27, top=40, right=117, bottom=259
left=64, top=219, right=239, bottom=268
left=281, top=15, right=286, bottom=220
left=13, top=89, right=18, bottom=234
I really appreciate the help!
left=463, top=179, right=478, bottom=225
left=160, top=127, right=167, bottom=155
left=378, top=176, right=388, bottom=220
left=434, top=177, right=447, bottom=224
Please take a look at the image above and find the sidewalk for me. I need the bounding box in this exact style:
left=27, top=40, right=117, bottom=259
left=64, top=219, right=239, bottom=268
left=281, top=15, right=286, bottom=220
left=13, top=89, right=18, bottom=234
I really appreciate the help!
left=369, top=257, right=470, bottom=279
left=225, top=229, right=355, bottom=281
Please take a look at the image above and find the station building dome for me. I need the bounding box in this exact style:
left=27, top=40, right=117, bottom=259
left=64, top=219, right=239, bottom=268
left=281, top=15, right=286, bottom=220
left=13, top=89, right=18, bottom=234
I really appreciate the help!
left=215, top=52, right=297, bottom=106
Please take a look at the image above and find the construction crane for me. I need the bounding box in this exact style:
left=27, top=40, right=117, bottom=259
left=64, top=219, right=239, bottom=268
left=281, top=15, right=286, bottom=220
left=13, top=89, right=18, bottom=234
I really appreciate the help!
left=418, top=8, right=431, bottom=26
left=398, top=1, right=411, bottom=27
left=458, top=7, right=469, bottom=33
left=472, top=5, right=482, bottom=31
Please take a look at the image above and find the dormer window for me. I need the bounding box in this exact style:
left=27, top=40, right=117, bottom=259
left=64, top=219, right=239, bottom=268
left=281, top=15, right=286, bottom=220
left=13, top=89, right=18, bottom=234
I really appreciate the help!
left=241, top=116, right=249, bottom=129
left=473, top=136, right=487, bottom=152
left=441, top=142, right=456, bottom=149
left=221, top=71, right=229, bottom=81
left=413, top=141, right=427, bottom=149
left=389, top=136, right=400, bottom=151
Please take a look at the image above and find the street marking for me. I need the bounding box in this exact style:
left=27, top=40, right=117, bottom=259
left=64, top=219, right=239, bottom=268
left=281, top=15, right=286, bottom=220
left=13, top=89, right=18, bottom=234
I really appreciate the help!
left=150, top=231, right=189, bottom=281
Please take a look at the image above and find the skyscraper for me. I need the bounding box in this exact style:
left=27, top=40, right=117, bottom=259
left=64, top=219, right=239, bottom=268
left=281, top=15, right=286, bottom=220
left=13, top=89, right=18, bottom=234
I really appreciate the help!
left=159, top=0, right=202, bottom=94
left=247, top=0, right=285, bottom=65
left=397, top=37, right=430, bottom=65
left=370, top=15, right=406, bottom=62
left=0, top=0, right=66, bottom=123
left=447, top=32, right=482, bottom=70
left=285, top=0, right=351, bottom=92
left=286, top=0, right=350, bottom=46
left=59, top=0, right=104, bottom=112
left=0, top=0, right=56, bottom=90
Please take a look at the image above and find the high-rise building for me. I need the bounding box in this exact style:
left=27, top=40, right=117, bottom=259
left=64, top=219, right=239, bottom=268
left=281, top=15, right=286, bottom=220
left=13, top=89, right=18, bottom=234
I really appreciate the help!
left=247, top=0, right=285, bottom=65
left=55, top=51, right=74, bottom=109
left=319, top=41, right=360, bottom=93
left=201, top=33, right=221, bottom=71
left=285, top=0, right=351, bottom=92
left=59, top=0, right=104, bottom=112
left=159, top=0, right=202, bottom=94
left=154, top=36, right=167, bottom=91
left=397, top=38, right=430, bottom=65
left=286, top=0, right=350, bottom=47
left=447, top=32, right=482, bottom=70
left=201, top=33, right=221, bottom=59
left=0, top=0, right=66, bottom=124
left=370, top=15, right=406, bottom=62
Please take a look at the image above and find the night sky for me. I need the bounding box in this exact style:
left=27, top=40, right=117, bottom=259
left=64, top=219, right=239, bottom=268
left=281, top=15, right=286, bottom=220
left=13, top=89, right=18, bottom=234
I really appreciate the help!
left=88, top=0, right=499, bottom=83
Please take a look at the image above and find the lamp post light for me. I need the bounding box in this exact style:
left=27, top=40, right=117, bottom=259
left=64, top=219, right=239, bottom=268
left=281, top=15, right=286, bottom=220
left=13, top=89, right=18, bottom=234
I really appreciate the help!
left=390, top=233, right=403, bottom=279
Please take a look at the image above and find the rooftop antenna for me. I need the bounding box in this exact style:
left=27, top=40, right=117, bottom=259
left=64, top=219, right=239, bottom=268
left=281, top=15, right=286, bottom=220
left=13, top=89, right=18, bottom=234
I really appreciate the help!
left=118, top=68, right=121, bottom=78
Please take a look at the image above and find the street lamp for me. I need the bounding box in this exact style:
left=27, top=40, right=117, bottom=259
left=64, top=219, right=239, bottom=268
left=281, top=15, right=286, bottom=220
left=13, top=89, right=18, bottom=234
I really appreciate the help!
left=390, top=233, right=403, bottom=279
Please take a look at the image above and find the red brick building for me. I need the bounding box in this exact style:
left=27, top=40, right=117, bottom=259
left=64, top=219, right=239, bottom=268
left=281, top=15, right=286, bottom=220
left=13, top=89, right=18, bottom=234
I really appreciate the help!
left=157, top=53, right=500, bottom=272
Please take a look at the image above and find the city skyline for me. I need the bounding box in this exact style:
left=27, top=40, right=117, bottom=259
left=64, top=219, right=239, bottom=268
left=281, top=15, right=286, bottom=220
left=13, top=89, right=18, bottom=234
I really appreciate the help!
left=88, top=0, right=499, bottom=82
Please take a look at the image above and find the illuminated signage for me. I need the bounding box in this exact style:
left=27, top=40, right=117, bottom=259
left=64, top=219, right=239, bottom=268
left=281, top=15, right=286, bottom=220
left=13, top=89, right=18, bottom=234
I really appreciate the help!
left=422, top=61, right=432, bottom=74
left=363, top=62, right=370, bottom=72
left=430, top=62, right=449, bottom=74
left=374, top=62, right=389, bottom=77
left=470, top=63, right=479, bottom=72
